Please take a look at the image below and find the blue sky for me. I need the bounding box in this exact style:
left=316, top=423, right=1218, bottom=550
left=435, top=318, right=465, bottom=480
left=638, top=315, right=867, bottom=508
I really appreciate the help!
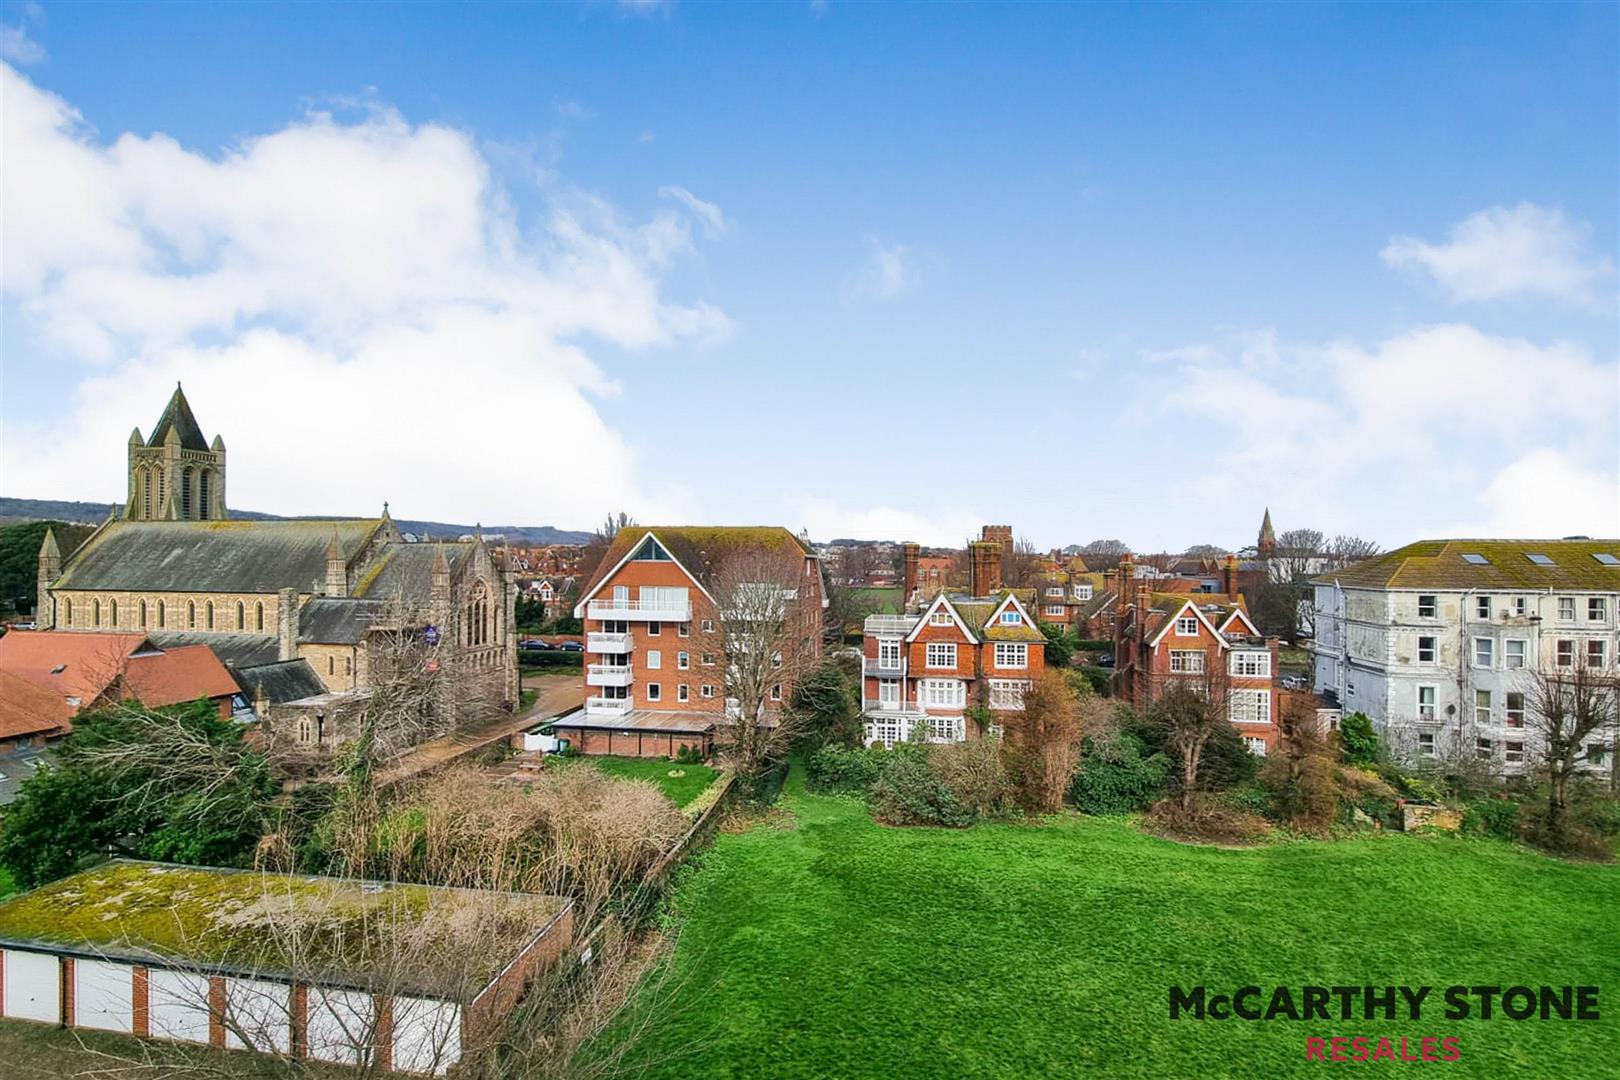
left=2, top=1, right=1616, bottom=549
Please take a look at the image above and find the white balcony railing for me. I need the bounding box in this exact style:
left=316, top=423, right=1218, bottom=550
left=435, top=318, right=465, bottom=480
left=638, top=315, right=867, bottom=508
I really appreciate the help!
left=863, top=656, right=905, bottom=679
left=588, top=597, right=692, bottom=622
left=586, top=695, right=633, bottom=716
left=587, top=631, right=632, bottom=654
left=864, top=615, right=919, bottom=636
left=587, top=664, right=634, bottom=688
left=862, top=697, right=918, bottom=715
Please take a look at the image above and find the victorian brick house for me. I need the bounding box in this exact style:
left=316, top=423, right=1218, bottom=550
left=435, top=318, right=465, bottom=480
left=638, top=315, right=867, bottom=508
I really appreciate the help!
left=1112, top=553, right=1280, bottom=754
left=553, top=527, right=827, bottom=758
left=862, top=538, right=1047, bottom=747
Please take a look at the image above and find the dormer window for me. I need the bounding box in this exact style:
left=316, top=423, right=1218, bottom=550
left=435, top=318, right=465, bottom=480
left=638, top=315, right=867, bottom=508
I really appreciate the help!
left=1000, top=610, right=1020, bottom=625
left=1175, top=616, right=1199, bottom=636
left=930, top=610, right=952, bottom=626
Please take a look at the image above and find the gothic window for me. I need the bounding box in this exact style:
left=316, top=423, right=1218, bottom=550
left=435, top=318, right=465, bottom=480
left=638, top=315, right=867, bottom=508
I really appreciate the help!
left=466, top=582, right=491, bottom=647
left=206, top=602, right=214, bottom=630
left=142, top=466, right=153, bottom=519
left=236, top=601, right=245, bottom=630
left=139, top=600, right=147, bottom=628
left=255, top=602, right=264, bottom=631
left=110, top=600, right=119, bottom=626
left=157, top=470, right=165, bottom=512
left=65, top=598, right=73, bottom=625
left=93, top=599, right=101, bottom=626
left=182, top=467, right=194, bottom=518
left=298, top=717, right=312, bottom=745
left=157, top=600, right=165, bottom=628
left=187, top=601, right=196, bottom=629
left=199, top=470, right=210, bottom=520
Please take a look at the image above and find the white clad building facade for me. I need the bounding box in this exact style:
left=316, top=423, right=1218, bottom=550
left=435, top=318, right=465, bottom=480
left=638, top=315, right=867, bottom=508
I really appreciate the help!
left=1310, top=539, right=1620, bottom=774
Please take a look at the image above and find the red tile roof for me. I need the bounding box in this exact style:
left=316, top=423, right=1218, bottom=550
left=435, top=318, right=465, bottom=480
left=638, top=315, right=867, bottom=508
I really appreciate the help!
left=0, top=631, right=238, bottom=716
left=121, top=645, right=241, bottom=708
left=0, top=669, right=72, bottom=741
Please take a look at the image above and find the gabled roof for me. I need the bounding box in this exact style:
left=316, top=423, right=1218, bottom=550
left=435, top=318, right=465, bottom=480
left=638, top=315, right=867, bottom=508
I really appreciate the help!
left=1312, top=539, right=1620, bottom=590
left=352, top=542, right=472, bottom=605
left=974, top=592, right=1046, bottom=642
left=234, top=660, right=328, bottom=706
left=0, top=670, right=72, bottom=740
left=54, top=519, right=384, bottom=594
left=147, top=632, right=281, bottom=670
left=146, top=384, right=211, bottom=451
left=576, top=526, right=812, bottom=611
left=121, top=646, right=241, bottom=707
left=0, top=631, right=237, bottom=713
left=905, top=592, right=978, bottom=644
left=298, top=598, right=389, bottom=644
left=1143, top=595, right=1226, bottom=648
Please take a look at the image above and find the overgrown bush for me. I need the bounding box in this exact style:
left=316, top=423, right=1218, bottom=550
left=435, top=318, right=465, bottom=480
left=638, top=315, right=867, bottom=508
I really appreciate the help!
left=1339, top=766, right=1400, bottom=828
left=1463, top=796, right=1522, bottom=843
left=869, top=745, right=974, bottom=827
left=806, top=744, right=888, bottom=794
left=1068, top=732, right=1168, bottom=814
left=1337, top=712, right=1379, bottom=767
left=928, top=738, right=1015, bottom=821
left=1077, top=666, right=1111, bottom=695
left=1144, top=795, right=1270, bottom=844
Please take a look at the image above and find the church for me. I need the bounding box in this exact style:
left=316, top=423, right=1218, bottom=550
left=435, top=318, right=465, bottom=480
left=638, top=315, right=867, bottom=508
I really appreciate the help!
left=34, top=385, right=518, bottom=753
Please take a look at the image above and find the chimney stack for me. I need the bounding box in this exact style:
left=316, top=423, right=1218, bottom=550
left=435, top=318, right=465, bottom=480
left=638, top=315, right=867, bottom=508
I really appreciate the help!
left=970, top=540, right=1003, bottom=597
left=1116, top=553, right=1134, bottom=617
left=277, top=587, right=300, bottom=662
left=1135, top=578, right=1153, bottom=644
left=1222, top=554, right=1239, bottom=597
left=980, top=525, right=1013, bottom=548
left=902, top=542, right=920, bottom=606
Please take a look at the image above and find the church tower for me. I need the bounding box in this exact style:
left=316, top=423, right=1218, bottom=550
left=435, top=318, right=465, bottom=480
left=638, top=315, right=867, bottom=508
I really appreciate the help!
left=1257, top=507, right=1277, bottom=559
left=126, top=384, right=227, bottom=522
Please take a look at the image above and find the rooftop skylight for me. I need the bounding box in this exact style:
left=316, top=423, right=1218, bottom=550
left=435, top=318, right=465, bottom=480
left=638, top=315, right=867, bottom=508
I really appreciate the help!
left=1461, top=553, right=1489, bottom=565
left=1595, top=553, right=1620, bottom=567
left=1525, top=553, right=1555, bottom=566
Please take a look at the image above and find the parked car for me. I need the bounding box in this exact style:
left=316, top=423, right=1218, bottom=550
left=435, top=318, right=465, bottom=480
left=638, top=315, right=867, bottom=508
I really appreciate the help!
left=557, top=641, right=584, bottom=653
left=519, top=639, right=553, bottom=651
left=1093, top=653, right=1115, bottom=668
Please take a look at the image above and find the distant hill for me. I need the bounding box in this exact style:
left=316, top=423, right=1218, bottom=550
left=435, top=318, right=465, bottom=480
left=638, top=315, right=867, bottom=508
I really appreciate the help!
left=0, top=497, right=592, bottom=546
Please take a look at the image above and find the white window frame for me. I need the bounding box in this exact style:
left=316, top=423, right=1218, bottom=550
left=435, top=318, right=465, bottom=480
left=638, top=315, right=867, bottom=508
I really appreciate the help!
left=646, top=682, right=661, bottom=702
left=878, top=679, right=900, bottom=707
left=1000, top=610, right=1021, bottom=625
left=1476, top=596, right=1492, bottom=620
left=1558, top=597, right=1576, bottom=622
left=1229, top=650, right=1270, bottom=678
left=994, top=642, right=1027, bottom=669
left=878, top=639, right=901, bottom=667
left=1587, top=639, right=1608, bottom=668
left=677, top=684, right=689, bottom=702
left=1475, top=737, right=1493, bottom=761
left=677, top=651, right=690, bottom=670
left=1505, top=639, right=1527, bottom=669
left=1230, top=689, right=1271, bottom=726
left=919, top=678, right=966, bottom=709
left=1504, top=741, right=1524, bottom=764
left=1505, top=692, right=1525, bottom=728
left=1417, top=732, right=1436, bottom=757
left=1175, top=616, right=1199, bottom=637
left=1473, top=638, right=1494, bottom=668
left=1417, top=685, right=1436, bottom=721
left=1474, top=689, right=1491, bottom=726
left=1045, top=605, right=1066, bottom=617
left=1417, top=636, right=1436, bottom=664
left=1046, top=587, right=1064, bottom=598
left=925, top=642, right=957, bottom=669
left=1590, top=597, right=1608, bottom=622
left=988, top=679, right=1028, bottom=709
left=928, top=714, right=965, bottom=743
left=1243, top=736, right=1268, bottom=757
left=646, top=650, right=662, bottom=670
left=701, top=684, right=716, bottom=699
left=930, top=610, right=953, bottom=626
left=1417, top=594, right=1436, bottom=618
left=1556, top=640, right=1575, bottom=667
left=1073, top=584, right=1093, bottom=601
left=1169, top=649, right=1205, bottom=674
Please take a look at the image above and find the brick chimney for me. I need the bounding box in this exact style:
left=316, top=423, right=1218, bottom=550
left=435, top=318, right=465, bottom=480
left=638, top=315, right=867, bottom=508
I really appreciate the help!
left=970, top=540, right=1003, bottom=597
left=1222, top=554, right=1239, bottom=597
left=980, top=525, right=1013, bottom=548
left=1135, top=579, right=1153, bottom=644
left=1115, top=553, right=1134, bottom=617
left=902, top=542, right=920, bottom=607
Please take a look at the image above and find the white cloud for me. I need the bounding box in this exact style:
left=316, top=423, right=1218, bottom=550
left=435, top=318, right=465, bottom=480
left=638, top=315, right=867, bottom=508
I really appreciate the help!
left=658, top=185, right=727, bottom=237
left=1382, top=203, right=1614, bottom=308
left=1437, top=449, right=1620, bottom=539
left=1145, top=323, right=1618, bottom=543
left=0, top=63, right=724, bottom=526
left=789, top=497, right=982, bottom=547
left=0, top=2, right=44, bottom=65
left=842, top=240, right=918, bottom=302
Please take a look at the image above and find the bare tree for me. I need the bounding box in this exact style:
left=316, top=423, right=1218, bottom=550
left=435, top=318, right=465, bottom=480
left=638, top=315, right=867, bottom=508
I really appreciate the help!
left=709, top=548, right=822, bottom=785
left=1000, top=669, right=1084, bottom=813
left=999, top=536, right=1042, bottom=588
left=1324, top=535, right=1381, bottom=569
left=1525, top=661, right=1620, bottom=849
left=578, top=511, right=638, bottom=583
left=1081, top=539, right=1130, bottom=563
left=1182, top=544, right=1226, bottom=559
left=1273, top=527, right=1325, bottom=583
left=1149, top=664, right=1234, bottom=814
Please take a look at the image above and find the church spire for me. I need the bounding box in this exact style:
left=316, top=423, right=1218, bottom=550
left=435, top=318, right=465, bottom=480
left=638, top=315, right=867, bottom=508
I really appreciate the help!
left=1257, top=507, right=1277, bottom=558
left=324, top=530, right=348, bottom=597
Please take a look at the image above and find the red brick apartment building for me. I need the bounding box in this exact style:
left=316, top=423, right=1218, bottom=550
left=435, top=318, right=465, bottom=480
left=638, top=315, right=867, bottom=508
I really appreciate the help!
left=863, top=539, right=1046, bottom=746
left=550, top=527, right=826, bottom=758
left=1111, top=554, right=1281, bottom=754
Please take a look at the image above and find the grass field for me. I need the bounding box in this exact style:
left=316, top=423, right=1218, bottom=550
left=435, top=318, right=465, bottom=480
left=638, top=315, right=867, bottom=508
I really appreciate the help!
left=0, top=1019, right=353, bottom=1079
left=605, top=770, right=1620, bottom=1079
left=562, top=755, right=718, bottom=809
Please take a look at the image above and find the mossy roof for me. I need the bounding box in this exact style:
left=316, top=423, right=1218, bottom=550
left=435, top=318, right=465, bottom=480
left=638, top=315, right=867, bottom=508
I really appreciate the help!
left=54, top=519, right=384, bottom=594
left=943, top=591, right=1046, bottom=642
left=581, top=526, right=811, bottom=599
left=1313, top=539, right=1620, bottom=590
left=146, top=386, right=211, bottom=451
left=0, top=860, right=566, bottom=997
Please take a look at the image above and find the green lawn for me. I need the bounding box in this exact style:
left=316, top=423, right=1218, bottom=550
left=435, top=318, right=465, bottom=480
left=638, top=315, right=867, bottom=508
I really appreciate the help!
left=605, top=770, right=1620, bottom=1079
left=563, top=755, right=718, bottom=809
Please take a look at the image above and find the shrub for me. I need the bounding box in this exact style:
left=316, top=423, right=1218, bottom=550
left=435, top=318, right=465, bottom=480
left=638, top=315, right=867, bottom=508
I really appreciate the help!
left=1077, top=666, right=1111, bottom=695
left=869, top=745, right=973, bottom=827
left=1075, top=639, right=1112, bottom=652
left=1337, top=712, right=1379, bottom=767
left=806, top=744, right=889, bottom=794
left=1144, top=795, right=1270, bottom=844
left=928, top=739, right=1015, bottom=821
left=1068, top=732, right=1168, bottom=814
left=1219, top=783, right=1275, bottom=818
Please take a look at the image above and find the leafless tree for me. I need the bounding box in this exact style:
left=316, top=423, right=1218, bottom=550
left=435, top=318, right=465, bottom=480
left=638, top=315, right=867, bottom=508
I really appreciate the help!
left=578, top=512, right=638, bottom=583
left=999, top=536, right=1042, bottom=588
left=1149, top=663, right=1234, bottom=814
left=1524, top=661, right=1620, bottom=849
left=1000, top=668, right=1084, bottom=813
left=1273, top=527, right=1325, bottom=584
left=709, top=548, right=822, bottom=785
left=1181, top=544, right=1226, bottom=559
left=1324, top=534, right=1381, bottom=569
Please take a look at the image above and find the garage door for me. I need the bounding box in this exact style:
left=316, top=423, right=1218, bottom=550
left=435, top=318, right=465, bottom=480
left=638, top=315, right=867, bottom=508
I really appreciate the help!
left=1, top=949, right=59, bottom=1023
left=222, top=977, right=290, bottom=1053
left=391, top=996, right=461, bottom=1076
left=307, top=987, right=374, bottom=1065
left=74, top=959, right=133, bottom=1032
left=148, top=969, right=212, bottom=1044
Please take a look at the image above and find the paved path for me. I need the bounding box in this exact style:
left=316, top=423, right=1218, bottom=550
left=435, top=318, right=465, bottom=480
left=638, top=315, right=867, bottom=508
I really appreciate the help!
left=367, top=675, right=584, bottom=787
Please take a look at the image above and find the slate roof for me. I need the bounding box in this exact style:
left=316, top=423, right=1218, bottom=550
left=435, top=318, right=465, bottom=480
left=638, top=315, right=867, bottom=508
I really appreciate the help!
left=147, top=632, right=280, bottom=669
left=581, top=526, right=811, bottom=600
left=235, top=660, right=328, bottom=705
left=146, top=385, right=211, bottom=451
left=352, top=543, right=471, bottom=604
left=298, top=598, right=388, bottom=644
left=53, top=519, right=383, bottom=593
left=1313, top=539, right=1620, bottom=591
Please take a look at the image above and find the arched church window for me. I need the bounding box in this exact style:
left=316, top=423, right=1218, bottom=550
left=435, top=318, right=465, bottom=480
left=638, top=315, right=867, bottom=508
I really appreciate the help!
left=157, top=600, right=165, bottom=628
left=182, top=467, right=194, bottom=518
left=187, top=601, right=196, bottom=629
left=256, top=602, right=264, bottom=631
left=139, top=600, right=147, bottom=628
left=199, top=470, right=210, bottom=520
left=206, top=602, right=214, bottom=630
left=237, top=601, right=245, bottom=630
left=142, top=467, right=153, bottom=519
left=93, top=599, right=101, bottom=626
left=110, top=600, right=118, bottom=626
left=157, top=471, right=165, bottom=510
left=65, top=598, right=73, bottom=625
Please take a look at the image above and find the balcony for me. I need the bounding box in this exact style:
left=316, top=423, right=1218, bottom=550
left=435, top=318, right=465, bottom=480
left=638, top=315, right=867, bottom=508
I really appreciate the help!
left=863, top=656, right=905, bottom=679
left=587, top=631, right=632, bottom=654
left=864, top=614, right=919, bottom=636
left=585, top=695, right=633, bottom=716
left=587, top=664, right=634, bottom=688
left=862, top=697, right=920, bottom=716
left=588, top=597, right=692, bottom=622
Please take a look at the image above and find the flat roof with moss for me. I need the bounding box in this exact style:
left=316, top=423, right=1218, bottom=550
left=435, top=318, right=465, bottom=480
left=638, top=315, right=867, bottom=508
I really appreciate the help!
left=0, top=860, right=569, bottom=998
